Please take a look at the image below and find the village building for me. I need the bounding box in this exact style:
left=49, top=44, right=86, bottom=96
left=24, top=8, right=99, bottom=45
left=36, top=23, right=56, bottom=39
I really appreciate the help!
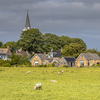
left=31, top=53, right=53, bottom=66
left=23, top=8, right=31, bottom=31
left=76, top=53, right=100, bottom=67
left=60, top=57, right=76, bottom=67
left=15, top=47, right=31, bottom=58
left=0, top=46, right=12, bottom=60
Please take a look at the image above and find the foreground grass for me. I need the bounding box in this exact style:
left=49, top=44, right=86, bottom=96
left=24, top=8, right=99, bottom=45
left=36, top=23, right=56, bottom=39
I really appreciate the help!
left=0, top=67, right=100, bottom=100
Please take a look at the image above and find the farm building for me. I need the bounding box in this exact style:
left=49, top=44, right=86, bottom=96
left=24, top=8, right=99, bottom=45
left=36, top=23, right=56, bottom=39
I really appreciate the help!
left=76, top=53, right=100, bottom=67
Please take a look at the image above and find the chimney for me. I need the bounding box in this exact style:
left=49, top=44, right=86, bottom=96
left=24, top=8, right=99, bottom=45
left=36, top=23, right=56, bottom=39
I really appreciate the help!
left=16, top=50, right=18, bottom=53
left=19, top=47, right=22, bottom=52
left=44, top=52, right=46, bottom=54
left=26, top=50, right=28, bottom=53
left=61, top=48, right=63, bottom=52
left=7, top=46, right=9, bottom=49
left=51, top=48, right=53, bottom=52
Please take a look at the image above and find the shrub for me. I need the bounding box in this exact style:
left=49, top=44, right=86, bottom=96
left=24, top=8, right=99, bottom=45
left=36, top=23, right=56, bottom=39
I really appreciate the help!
left=43, top=64, right=47, bottom=67
left=91, top=64, right=96, bottom=67
left=47, top=64, right=51, bottom=67
left=0, top=60, right=5, bottom=66
left=3, top=63, right=11, bottom=67
left=52, top=63, right=55, bottom=67
left=63, top=65, right=69, bottom=68
left=97, top=64, right=100, bottom=67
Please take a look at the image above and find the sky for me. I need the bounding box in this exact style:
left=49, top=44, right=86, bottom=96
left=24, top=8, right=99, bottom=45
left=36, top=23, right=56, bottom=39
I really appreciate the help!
left=0, top=0, right=100, bottom=50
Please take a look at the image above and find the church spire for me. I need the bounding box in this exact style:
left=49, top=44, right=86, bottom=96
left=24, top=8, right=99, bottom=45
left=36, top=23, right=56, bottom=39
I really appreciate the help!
left=23, top=8, right=31, bottom=31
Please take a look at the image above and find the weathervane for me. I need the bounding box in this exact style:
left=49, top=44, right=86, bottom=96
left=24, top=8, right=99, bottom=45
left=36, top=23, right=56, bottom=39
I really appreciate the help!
left=27, top=7, right=29, bottom=12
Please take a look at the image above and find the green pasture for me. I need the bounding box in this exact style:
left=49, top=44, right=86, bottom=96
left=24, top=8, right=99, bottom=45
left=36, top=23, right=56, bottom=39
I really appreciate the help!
left=0, top=67, right=100, bottom=100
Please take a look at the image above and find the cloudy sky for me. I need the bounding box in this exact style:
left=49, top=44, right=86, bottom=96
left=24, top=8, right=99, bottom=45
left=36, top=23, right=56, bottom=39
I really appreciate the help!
left=0, top=0, right=100, bottom=50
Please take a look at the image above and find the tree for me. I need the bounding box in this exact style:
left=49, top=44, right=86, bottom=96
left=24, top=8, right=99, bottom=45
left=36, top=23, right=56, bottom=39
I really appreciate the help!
left=84, top=48, right=100, bottom=56
left=71, top=38, right=87, bottom=51
left=10, top=54, right=31, bottom=67
left=0, top=41, right=3, bottom=48
left=10, top=54, right=20, bottom=67
left=18, top=54, right=31, bottom=66
left=18, top=28, right=44, bottom=53
left=61, top=43, right=83, bottom=58
left=42, top=33, right=62, bottom=52
left=59, top=36, right=71, bottom=47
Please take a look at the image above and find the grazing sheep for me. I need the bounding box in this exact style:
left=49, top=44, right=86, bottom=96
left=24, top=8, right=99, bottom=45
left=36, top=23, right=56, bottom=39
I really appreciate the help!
left=62, top=70, right=64, bottom=73
left=50, top=80, right=57, bottom=83
left=26, top=71, right=31, bottom=74
left=34, top=83, right=42, bottom=90
left=58, top=72, right=60, bottom=75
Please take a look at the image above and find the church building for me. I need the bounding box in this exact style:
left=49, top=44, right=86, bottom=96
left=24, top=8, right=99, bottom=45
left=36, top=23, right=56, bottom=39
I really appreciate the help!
left=23, top=8, right=31, bottom=31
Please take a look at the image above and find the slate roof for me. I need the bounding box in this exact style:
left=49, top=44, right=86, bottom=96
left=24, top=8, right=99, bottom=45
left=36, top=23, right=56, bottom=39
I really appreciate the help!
left=15, top=51, right=31, bottom=58
left=51, top=51, right=62, bottom=57
left=0, top=49, right=8, bottom=54
left=82, top=53, right=100, bottom=60
left=34, top=54, right=53, bottom=62
left=0, top=47, right=12, bottom=55
left=64, top=57, right=76, bottom=62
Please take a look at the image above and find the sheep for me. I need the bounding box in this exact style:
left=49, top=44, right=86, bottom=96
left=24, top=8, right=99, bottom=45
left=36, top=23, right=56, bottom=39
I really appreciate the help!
left=50, top=80, right=57, bottom=83
left=26, top=71, right=31, bottom=74
left=61, top=70, right=64, bottom=73
left=58, top=72, right=60, bottom=75
left=34, top=83, right=42, bottom=90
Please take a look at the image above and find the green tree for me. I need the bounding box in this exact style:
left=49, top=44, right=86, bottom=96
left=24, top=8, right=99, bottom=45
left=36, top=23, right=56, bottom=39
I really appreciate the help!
left=18, top=54, right=31, bottom=66
left=0, top=41, right=3, bottom=47
left=42, top=33, right=62, bottom=52
left=10, top=54, right=21, bottom=67
left=71, top=38, right=87, bottom=51
left=61, top=43, right=83, bottom=58
left=59, top=36, right=71, bottom=47
left=18, top=28, right=44, bottom=53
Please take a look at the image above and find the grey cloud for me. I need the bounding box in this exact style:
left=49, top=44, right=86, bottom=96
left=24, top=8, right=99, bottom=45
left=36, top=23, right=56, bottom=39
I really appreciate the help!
left=0, top=0, right=100, bottom=50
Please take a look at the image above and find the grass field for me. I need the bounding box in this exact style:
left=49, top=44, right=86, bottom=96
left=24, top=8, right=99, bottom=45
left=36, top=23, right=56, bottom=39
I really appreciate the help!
left=0, top=67, right=100, bottom=100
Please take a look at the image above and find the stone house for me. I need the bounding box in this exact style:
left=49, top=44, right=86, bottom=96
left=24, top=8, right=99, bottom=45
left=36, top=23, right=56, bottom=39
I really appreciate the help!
left=60, top=57, right=76, bottom=67
left=31, top=53, right=53, bottom=66
left=76, top=53, right=100, bottom=67
left=52, top=57, right=76, bottom=67
left=0, top=46, right=12, bottom=60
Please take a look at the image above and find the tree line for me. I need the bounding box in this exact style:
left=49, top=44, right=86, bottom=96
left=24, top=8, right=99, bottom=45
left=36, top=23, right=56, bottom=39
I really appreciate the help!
left=0, top=28, right=100, bottom=58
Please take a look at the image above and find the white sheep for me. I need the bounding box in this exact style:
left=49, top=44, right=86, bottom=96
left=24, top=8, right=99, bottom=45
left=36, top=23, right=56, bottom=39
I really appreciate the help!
left=50, top=80, right=57, bottom=83
left=62, top=70, right=64, bottom=73
left=58, top=72, right=60, bottom=75
left=34, top=83, right=42, bottom=90
left=26, top=71, right=31, bottom=74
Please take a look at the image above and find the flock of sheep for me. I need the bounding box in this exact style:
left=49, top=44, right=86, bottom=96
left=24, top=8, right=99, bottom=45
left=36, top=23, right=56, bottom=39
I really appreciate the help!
left=26, top=70, right=64, bottom=90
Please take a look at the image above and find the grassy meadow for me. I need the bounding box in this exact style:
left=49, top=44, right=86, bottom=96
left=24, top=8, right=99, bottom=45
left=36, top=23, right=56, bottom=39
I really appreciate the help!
left=0, top=66, right=100, bottom=100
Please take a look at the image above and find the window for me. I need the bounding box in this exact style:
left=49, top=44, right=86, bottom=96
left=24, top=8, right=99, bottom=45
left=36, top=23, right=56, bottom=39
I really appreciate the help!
left=42, top=62, right=44, bottom=65
left=81, top=55, right=83, bottom=58
left=35, top=61, right=39, bottom=65
left=88, top=60, right=90, bottom=66
left=0, top=50, right=3, bottom=53
left=80, top=60, right=84, bottom=67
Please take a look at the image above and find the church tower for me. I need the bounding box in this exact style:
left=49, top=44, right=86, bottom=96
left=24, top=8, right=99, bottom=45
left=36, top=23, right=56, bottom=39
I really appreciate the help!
left=23, top=8, right=31, bottom=31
